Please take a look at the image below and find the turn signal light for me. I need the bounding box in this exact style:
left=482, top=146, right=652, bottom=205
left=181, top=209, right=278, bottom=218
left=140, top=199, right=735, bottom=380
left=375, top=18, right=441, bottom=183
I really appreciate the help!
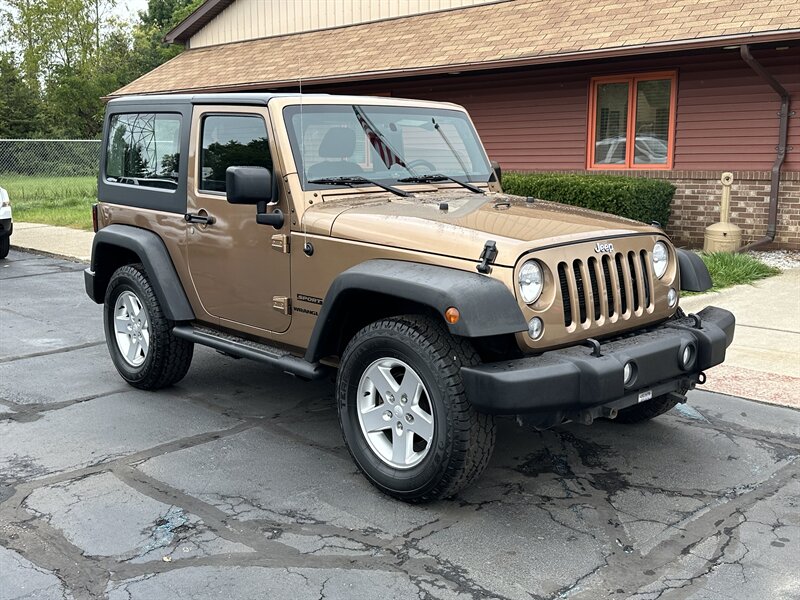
left=444, top=307, right=460, bottom=324
left=91, top=203, right=99, bottom=233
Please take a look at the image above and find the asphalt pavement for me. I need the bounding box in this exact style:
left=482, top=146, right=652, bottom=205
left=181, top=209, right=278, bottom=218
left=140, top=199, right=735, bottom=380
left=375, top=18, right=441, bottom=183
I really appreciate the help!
left=1, top=249, right=799, bottom=600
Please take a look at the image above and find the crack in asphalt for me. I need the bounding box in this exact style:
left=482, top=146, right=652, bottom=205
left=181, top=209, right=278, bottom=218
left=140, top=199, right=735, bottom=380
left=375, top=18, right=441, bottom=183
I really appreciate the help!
left=0, top=389, right=130, bottom=422
left=0, top=340, right=106, bottom=364
left=562, top=461, right=798, bottom=599
left=0, top=263, right=86, bottom=281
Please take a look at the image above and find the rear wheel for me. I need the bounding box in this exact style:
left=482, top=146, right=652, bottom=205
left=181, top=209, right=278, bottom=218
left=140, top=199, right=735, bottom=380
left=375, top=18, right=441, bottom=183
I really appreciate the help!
left=0, top=235, right=9, bottom=259
left=336, top=315, right=496, bottom=502
left=104, top=264, right=193, bottom=390
left=613, top=390, right=686, bottom=424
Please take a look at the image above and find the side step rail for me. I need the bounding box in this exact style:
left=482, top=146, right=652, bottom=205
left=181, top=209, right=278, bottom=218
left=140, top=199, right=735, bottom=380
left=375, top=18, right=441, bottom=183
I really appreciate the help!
left=172, top=325, right=329, bottom=380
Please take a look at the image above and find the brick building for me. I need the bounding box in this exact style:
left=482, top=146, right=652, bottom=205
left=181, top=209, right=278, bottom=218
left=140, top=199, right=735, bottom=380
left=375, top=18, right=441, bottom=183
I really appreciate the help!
left=114, top=0, right=800, bottom=248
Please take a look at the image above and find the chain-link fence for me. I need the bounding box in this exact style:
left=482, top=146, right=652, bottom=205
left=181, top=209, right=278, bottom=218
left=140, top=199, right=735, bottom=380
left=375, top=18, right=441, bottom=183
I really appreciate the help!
left=0, top=139, right=101, bottom=212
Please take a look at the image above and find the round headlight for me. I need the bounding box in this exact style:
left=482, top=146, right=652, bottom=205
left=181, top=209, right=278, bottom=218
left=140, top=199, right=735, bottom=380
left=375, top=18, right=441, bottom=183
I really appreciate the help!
left=652, top=241, right=669, bottom=279
left=518, top=260, right=544, bottom=304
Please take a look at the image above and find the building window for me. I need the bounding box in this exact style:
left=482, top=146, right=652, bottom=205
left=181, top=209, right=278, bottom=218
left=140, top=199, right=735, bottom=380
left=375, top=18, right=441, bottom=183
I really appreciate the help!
left=199, top=114, right=271, bottom=193
left=588, top=72, right=676, bottom=169
left=106, top=113, right=181, bottom=189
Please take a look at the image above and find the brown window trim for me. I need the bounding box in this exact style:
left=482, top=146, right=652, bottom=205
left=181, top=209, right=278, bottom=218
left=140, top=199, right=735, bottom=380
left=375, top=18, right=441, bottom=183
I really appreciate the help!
left=587, top=71, right=677, bottom=170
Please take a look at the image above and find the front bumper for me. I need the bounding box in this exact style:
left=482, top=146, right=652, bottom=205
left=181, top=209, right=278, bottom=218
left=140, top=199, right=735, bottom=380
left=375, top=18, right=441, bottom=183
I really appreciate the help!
left=462, top=306, right=735, bottom=421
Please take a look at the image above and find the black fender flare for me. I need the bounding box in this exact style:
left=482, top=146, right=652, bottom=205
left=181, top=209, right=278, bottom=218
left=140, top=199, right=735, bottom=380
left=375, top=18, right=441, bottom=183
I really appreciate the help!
left=86, top=224, right=195, bottom=321
left=676, top=249, right=712, bottom=292
left=304, top=259, right=528, bottom=362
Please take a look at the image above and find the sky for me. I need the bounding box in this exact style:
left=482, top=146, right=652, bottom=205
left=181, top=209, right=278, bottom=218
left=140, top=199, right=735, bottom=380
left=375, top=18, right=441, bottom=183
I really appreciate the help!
left=113, top=0, right=151, bottom=24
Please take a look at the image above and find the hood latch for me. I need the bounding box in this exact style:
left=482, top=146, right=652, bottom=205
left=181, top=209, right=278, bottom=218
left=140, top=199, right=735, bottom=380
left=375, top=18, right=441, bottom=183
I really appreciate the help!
left=476, top=240, right=498, bottom=274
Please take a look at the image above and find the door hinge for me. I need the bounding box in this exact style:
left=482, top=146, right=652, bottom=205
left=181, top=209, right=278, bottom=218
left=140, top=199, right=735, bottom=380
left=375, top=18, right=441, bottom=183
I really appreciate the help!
left=271, top=234, right=290, bottom=253
left=272, top=296, right=291, bottom=315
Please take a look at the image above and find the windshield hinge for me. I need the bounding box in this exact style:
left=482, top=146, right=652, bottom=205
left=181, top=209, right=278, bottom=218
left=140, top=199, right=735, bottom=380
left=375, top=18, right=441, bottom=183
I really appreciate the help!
left=271, top=234, right=290, bottom=253
left=476, top=240, right=498, bottom=274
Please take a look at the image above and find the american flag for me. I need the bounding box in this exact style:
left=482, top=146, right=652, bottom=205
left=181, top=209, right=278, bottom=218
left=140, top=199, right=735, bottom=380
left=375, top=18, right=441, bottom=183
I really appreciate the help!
left=353, top=106, right=406, bottom=169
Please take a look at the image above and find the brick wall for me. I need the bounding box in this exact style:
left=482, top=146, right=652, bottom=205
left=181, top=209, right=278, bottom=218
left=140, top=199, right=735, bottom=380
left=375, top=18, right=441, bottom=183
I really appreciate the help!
left=523, top=169, right=800, bottom=250
left=665, top=172, right=800, bottom=250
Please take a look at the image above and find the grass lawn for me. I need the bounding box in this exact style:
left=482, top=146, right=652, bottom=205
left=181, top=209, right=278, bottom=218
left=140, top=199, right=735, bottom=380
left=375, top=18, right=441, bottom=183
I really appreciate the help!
left=693, top=251, right=780, bottom=294
left=1, top=175, right=97, bottom=230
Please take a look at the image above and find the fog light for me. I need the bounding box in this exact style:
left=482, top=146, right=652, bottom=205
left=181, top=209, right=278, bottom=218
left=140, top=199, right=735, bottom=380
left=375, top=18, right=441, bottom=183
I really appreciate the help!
left=623, top=361, right=636, bottom=387
left=527, top=317, right=544, bottom=340
left=681, top=344, right=696, bottom=370
left=667, top=288, right=678, bottom=308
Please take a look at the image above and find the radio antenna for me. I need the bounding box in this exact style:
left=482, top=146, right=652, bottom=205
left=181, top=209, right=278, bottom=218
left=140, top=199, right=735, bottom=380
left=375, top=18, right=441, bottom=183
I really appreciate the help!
left=298, top=37, right=309, bottom=248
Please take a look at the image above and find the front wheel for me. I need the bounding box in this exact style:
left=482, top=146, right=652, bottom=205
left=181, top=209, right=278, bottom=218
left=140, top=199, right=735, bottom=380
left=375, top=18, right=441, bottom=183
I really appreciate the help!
left=336, top=315, right=496, bottom=502
left=0, top=235, right=9, bottom=259
left=104, top=264, right=193, bottom=390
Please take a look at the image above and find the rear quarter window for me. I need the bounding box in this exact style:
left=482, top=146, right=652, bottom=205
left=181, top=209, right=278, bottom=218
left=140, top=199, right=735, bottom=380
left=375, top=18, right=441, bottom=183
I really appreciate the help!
left=98, top=104, right=189, bottom=213
left=105, top=113, right=181, bottom=190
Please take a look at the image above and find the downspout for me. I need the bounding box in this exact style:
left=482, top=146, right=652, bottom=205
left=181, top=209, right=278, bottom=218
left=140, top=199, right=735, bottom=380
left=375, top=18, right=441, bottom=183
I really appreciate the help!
left=738, top=44, right=792, bottom=252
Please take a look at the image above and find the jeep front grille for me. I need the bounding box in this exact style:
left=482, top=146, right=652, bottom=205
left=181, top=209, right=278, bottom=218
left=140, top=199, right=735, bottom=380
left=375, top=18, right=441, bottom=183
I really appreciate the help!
left=557, top=250, right=653, bottom=328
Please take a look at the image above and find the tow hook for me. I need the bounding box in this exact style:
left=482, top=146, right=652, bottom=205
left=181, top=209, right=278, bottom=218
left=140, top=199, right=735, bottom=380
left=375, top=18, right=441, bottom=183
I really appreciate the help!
left=667, top=390, right=688, bottom=404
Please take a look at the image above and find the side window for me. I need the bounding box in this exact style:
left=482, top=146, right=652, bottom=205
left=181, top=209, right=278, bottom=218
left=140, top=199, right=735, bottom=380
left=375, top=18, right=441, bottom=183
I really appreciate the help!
left=106, top=113, right=181, bottom=190
left=200, top=115, right=271, bottom=193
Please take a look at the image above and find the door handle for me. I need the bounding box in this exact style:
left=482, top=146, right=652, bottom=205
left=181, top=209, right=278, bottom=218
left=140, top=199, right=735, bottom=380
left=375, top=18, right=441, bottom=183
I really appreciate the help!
left=184, top=212, right=216, bottom=225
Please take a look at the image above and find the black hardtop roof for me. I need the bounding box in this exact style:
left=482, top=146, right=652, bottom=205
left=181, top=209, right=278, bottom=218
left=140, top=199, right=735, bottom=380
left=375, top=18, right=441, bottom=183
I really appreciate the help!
left=106, top=92, right=330, bottom=107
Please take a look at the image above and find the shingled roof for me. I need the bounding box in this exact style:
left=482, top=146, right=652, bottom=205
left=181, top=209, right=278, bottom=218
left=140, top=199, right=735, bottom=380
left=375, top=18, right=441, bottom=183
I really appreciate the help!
left=112, top=0, right=800, bottom=97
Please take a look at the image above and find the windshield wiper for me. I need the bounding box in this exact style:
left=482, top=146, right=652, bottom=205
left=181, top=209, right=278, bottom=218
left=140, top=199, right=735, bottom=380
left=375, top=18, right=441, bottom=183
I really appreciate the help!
left=398, top=174, right=484, bottom=194
left=307, top=176, right=411, bottom=197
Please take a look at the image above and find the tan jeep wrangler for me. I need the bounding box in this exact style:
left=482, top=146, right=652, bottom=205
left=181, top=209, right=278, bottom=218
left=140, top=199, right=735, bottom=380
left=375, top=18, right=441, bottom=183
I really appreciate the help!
left=85, top=93, right=735, bottom=502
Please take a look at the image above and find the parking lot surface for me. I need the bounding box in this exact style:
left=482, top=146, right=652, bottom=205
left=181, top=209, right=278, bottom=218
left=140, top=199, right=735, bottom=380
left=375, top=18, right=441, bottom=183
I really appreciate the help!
left=1, top=249, right=799, bottom=600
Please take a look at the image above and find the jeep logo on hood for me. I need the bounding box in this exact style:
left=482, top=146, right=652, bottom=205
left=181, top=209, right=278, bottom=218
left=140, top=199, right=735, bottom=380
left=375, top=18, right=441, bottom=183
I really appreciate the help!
left=594, top=242, right=614, bottom=253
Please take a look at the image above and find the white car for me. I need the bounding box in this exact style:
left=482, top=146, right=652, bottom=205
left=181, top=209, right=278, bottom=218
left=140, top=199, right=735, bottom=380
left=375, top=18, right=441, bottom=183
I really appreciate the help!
left=0, top=186, right=12, bottom=259
left=595, top=135, right=669, bottom=165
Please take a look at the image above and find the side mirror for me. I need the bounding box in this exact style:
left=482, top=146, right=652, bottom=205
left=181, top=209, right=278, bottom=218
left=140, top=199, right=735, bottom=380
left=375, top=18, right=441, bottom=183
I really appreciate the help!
left=226, top=166, right=284, bottom=229
left=490, top=160, right=502, bottom=185
left=226, top=166, right=272, bottom=204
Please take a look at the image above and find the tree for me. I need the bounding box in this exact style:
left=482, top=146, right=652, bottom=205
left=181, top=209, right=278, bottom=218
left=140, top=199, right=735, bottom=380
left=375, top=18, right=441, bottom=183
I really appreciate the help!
left=0, top=53, right=44, bottom=137
left=0, top=0, right=46, bottom=87
left=0, top=0, right=200, bottom=138
left=131, top=0, right=201, bottom=75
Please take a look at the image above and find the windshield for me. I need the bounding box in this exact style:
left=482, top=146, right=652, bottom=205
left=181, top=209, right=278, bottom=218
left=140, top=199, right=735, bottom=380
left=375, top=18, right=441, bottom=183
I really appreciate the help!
left=284, top=104, right=492, bottom=188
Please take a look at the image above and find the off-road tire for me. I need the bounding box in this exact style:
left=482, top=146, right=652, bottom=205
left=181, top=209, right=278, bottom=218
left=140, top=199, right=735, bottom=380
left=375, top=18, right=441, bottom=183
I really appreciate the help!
left=613, top=389, right=687, bottom=424
left=104, top=264, right=193, bottom=390
left=336, top=315, right=496, bottom=502
left=0, top=235, right=9, bottom=259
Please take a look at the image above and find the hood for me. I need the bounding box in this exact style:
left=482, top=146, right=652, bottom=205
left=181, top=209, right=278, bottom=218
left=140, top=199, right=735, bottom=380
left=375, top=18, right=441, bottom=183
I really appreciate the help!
left=302, top=189, right=657, bottom=266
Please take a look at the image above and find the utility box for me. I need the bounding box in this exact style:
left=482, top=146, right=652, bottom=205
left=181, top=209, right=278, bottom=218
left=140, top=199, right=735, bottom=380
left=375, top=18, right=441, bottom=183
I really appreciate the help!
left=704, top=172, right=742, bottom=253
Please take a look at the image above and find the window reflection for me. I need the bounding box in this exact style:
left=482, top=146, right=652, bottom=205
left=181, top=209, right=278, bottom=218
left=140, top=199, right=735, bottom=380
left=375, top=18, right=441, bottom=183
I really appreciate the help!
left=200, top=115, right=271, bottom=193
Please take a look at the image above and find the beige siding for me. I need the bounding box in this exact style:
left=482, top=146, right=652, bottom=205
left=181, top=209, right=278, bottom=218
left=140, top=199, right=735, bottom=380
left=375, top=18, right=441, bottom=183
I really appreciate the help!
left=188, top=0, right=497, bottom=48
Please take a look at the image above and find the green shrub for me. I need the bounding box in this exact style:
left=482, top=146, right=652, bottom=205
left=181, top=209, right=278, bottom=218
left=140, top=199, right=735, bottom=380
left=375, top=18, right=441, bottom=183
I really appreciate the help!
left=502, top=172, right=675, bottom=226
